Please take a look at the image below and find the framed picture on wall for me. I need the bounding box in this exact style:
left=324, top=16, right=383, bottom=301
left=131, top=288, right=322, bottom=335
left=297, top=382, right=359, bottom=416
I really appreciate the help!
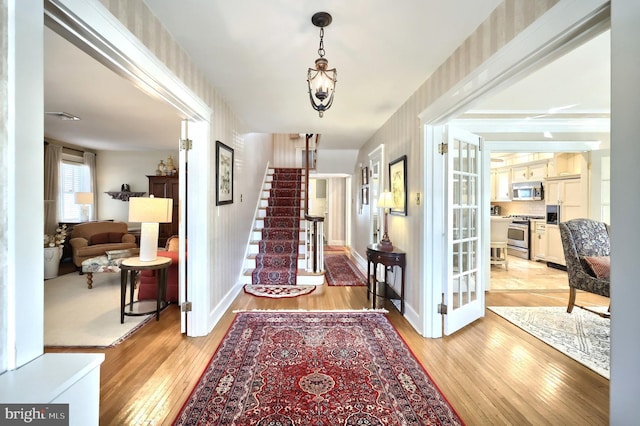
left=216, top=140, right=234, bottom=205
left=361, top=166, right=369, bottom=186
left=389, top=155, right=407, bottom=216
left=362, top=186, right=369, bottom=205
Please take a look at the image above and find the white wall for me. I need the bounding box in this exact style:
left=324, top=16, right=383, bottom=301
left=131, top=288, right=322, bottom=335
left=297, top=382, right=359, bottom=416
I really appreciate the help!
left=1, top=0, right=45, bottom=371
left=96, top=149, right=178, bottom=223
left=610, top=0, right=640, bottom=421
left=316, top=149, right=359, bottom=174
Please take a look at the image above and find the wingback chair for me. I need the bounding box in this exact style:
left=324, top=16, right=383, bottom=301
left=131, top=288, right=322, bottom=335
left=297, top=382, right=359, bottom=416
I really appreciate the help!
left=559, top=218, right=610, bottom=316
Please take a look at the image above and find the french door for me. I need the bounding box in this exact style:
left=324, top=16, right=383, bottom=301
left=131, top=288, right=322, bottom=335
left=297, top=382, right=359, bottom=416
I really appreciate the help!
left=443, top=127, right=484, bottom=335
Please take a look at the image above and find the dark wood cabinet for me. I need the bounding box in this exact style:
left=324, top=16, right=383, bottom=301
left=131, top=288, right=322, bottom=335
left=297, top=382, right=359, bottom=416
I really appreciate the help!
left=147, top=175, right=179, bottom=247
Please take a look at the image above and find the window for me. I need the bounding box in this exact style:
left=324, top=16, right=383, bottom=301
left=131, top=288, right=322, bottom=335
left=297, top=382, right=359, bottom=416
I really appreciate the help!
left=60, top=161, right=90, bottom=222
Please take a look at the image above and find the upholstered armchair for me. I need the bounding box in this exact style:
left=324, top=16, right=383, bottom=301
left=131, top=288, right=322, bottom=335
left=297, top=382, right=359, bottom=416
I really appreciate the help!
left=559, top=218, right=610, bottom=316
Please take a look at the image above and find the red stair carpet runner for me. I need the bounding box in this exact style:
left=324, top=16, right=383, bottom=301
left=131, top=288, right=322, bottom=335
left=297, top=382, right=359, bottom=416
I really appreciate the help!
left=174, top=311, right=464, bottom=425
left=251, top=168, right=302, bottom=285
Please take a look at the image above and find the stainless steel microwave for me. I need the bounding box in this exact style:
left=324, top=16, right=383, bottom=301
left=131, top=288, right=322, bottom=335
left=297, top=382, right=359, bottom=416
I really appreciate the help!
left=512, top=182, right=544, bottom=201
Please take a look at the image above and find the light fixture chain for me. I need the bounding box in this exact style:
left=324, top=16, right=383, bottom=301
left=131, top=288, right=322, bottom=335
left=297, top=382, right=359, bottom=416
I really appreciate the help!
left=317, top=27, right=325, bottom=58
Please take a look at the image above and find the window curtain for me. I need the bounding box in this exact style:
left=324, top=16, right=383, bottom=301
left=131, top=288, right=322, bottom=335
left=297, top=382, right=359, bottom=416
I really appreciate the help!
left=83, top=152, right=97, bottom=221
left=44, top=144, right=62, bottom=234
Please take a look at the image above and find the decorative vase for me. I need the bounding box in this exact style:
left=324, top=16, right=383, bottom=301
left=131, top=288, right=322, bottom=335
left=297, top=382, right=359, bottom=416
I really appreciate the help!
left=166, top=156, right=176, bottom=174
left=44, top=246, right=62, bottom=279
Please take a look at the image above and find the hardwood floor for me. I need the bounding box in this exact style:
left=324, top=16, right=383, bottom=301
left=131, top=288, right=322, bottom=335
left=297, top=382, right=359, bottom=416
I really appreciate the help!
left=490, top=255, right=569, bottom=291
left=46, top=256, right=609, bottom=425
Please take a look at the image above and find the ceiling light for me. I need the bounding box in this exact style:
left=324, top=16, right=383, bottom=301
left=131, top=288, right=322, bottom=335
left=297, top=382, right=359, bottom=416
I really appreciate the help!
left=45, top=111, right=81, bottom=121
left=307, top=12, right=337, bottom=118
left=544, top=131, right=553, bottom=138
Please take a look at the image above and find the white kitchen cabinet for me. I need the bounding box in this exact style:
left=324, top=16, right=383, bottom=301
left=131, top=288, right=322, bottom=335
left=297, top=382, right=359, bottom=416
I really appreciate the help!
left=529, top=163, right=548, bottom=181
left=531, top=220, right=546, bottom=261
left=511, top=162, right=548, bottom=182
left=545, top=177, right=584, bottom=222
left=545, top=224, right=565, bottom=266
left=492, top=168, right=511, bottom=201
left=544, top=176, right=585, bottom=266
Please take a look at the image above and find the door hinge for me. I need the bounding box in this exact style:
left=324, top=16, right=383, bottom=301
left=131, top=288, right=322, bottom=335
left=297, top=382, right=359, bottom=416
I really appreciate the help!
left=181, top=301, right=192, bottom=312
left=180, top=138, right=193, bottom=151
left=437, top=303, right=447, bottom=315
left=438, top=142, right=448, bottom=155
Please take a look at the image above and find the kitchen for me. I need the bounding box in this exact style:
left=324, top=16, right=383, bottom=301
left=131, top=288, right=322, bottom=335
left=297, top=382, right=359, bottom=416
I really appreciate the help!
left=488, top=151, right=608, bottom=291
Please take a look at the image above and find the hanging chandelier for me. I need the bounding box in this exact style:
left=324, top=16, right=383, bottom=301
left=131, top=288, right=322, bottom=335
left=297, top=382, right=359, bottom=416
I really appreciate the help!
left=307, top=12, right=337, bottom=118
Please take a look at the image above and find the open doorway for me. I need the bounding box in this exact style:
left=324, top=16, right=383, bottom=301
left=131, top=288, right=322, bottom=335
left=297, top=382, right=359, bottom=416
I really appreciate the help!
left=451, top=28, right=610, bottom=293
left=43, top=2, right=212, bottom=337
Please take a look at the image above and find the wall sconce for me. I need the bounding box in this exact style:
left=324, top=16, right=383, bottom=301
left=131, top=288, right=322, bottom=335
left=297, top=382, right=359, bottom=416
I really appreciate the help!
left=128, top=196, right=173, bottom=262
left=377, top=191, right=395, bottom=251
left=307, top=12, right=337, bottom=117
left=74, top=192, right=93, bottom=222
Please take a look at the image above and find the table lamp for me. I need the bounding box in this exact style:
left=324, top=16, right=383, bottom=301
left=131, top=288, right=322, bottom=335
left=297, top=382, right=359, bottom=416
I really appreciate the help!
left=128, top=195, right=173, bottom=262
left=377, top=191, right=395, bottom=251
left=74, top=192, right=93, bottom=222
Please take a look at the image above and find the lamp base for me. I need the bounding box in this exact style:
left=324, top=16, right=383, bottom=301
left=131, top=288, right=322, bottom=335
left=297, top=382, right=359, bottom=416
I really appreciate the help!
left=139, top=222, right=159, bottom=262
left=378, top=239, right=394, bottom=251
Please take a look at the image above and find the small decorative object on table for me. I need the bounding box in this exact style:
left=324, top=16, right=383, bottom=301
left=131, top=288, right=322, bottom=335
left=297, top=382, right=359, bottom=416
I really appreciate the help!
left=121, top=183, right=130, bottom=192
left=44, top=224, right=68, bottom=279
left=165, top=155, right=176, bottom=175
left=156, top=160, right=166, bottom=176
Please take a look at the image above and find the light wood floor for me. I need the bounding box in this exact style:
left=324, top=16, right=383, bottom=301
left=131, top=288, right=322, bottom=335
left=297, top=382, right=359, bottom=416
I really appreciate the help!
left=491, top=255, right=569, bottom=291
left=46, top=254, right=609, bottom=425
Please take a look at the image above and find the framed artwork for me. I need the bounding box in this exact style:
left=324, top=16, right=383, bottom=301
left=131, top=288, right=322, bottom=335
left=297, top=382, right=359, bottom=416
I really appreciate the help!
left=362, top=186, right=369, bottom=205
left=361, top=166, right=369, bottom=186
left=389, top=155, right=407, bottom=216
left=216, top=140, right=234, bottom=205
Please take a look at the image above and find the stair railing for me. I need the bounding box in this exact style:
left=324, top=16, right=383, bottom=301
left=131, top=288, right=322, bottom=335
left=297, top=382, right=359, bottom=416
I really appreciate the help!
left=303, top=134, right=324, bottom=273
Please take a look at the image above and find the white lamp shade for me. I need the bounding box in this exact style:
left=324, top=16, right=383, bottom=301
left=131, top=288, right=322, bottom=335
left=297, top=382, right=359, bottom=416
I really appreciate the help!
left=377, top=191, right=395, bottom=209
left=128, top=197, right=173, bottom=223
left=129, top=196, right=173, bottom=261
left=74, top=192, right=93, bottom=204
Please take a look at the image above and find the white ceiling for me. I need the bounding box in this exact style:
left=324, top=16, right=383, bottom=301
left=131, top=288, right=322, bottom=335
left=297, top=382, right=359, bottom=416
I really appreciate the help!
left=43, top=1, right=610, bottom=152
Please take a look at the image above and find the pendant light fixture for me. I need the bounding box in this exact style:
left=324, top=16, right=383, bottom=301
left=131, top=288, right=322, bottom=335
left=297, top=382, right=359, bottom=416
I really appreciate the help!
left=307, top=12, right=337, bottom=118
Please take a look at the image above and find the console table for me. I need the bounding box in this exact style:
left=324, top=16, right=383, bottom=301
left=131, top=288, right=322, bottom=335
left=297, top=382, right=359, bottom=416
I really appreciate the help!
left=366, top=244, right=406, bottom=314
left=120, top=256, right=171, bottom=323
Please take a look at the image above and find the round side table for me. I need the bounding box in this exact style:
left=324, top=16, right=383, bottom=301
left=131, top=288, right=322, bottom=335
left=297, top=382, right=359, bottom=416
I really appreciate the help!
left=120, top=256, right=172, bottom=323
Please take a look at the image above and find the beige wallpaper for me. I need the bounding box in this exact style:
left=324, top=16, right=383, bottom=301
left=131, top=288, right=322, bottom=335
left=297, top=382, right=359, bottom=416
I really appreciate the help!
left=353, top=0, right=561, bottom=318
left=99, top=0, right=272, bottom=311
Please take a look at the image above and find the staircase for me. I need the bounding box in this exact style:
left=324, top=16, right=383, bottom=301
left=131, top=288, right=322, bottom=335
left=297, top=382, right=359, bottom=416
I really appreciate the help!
left=241, top=167, right=325, bottom=286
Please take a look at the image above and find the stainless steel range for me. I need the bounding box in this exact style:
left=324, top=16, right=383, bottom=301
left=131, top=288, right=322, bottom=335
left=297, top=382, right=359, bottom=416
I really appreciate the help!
left=507, top=215, right=544, bottom=260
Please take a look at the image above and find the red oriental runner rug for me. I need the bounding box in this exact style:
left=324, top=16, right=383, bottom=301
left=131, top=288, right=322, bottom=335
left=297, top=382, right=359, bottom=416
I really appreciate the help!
left=174, top=311, right=464, bottom=425
left=324, top=254, right=367, bottom=286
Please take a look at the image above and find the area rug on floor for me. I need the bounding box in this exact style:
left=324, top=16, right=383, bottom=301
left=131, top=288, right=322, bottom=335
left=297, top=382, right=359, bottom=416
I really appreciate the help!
left=174, top=311, right=463, bottom=425
left=44, top=272, right=155, bottom=347
left=324, top=254, right=367, bottom=286
left=488, top=306, right=610, bottom=379
left=243, top=284, right=316, bottom=298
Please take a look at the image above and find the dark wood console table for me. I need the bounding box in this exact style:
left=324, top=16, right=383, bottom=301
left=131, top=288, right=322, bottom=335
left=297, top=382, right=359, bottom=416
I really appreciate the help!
left=366, top=244, right=406, bottom=314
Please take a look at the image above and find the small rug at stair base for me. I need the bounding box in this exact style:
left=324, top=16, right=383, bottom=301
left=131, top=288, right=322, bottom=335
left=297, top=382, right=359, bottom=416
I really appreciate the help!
left=44, top=272, right=154, bottom=347
left=243, top=284, right=316, bottom=298
left=324, top=254, right=367, bottom=286
left=174, top=311, right=463, bottom=425
left=488, top=306, right=610, bottom=378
